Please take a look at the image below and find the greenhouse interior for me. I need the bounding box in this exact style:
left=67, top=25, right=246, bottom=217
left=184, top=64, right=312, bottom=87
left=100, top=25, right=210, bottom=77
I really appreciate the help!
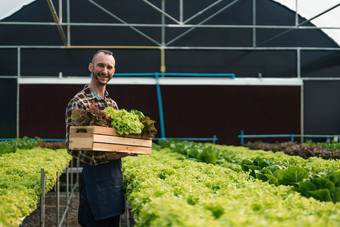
left=0, top=0, right=340, bottom=226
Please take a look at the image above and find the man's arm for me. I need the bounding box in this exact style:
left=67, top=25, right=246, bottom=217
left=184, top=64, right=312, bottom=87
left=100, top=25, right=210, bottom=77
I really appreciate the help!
left=65, top=98, right=109, bottom=166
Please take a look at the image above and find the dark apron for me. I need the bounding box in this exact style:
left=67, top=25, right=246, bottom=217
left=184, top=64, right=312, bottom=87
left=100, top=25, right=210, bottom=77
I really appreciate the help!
left=82, top=160, right=125, bottom=220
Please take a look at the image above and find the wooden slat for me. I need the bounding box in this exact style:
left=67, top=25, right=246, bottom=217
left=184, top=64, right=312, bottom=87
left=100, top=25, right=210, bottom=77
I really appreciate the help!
left=69, top=137, right=94, bottom=150
left=93, top=126, right=119, bottom=135
left=92, top=143, right=152, bottom=154
left=70, top=126, right=151, bottom=139
left=69, top=126, right=152, bottom=155
left=93, top=134, right=152, bottom=147
left=70, top=126, right=94, bottom=134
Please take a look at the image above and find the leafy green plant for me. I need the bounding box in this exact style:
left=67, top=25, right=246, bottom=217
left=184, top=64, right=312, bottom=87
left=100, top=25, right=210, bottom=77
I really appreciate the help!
left=0, top=140, right=16, bottom=155
left=296, top=172, right=340, bottom=203
left=104, top=107, right=144, bottom=135
left=16, top=136, right=42, bottom=149
left=71, top=105, right=157, bottom=137
left=244, top=141, right=340, bottom=159
left=71, top=104, right=113, bottom=127
left=130, top=109, right=157, bottom=137
left=158, top=140, right=340, bottom=203
left=304, top=140, right=340, bottom=150
left=280, top=166, right=309, bottom=186
left=240, top=156, right=340, bottom=202
left=123, top=148, right=340, bottom=226
left=158, top=140, right=222, bottom=164
left=0, top=148, right=71, bottom=226
left=0, top=137, right=42, bottom=156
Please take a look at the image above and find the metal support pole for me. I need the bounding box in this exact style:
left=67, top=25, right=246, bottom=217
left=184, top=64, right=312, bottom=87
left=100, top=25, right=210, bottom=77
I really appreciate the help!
left=46, top=0, right=67, bottom=46
left=40, top=169, right=45, bottom=227
left=58, top=0, right=62, bottom=23
left=16, top=78, right=19, bottom=138
left=76, top=159, right=79, bottom=187
left=59, top=165, right=77, bottom=227
left=66, top=167, right=69, bottom=227
left=252, top=0, right=256, bottom=47
left=127, top=205, right=131, bottom=227
left=56, top=172, right=60, bottom=226
left=295, top=0, right=298, bottom=26
left=16, top=47, right=20, bottom=138
left=160, top=0, right=166, bottom=73
left=161, top=0, right=165, bottom=46
left=155, top=72, right=166, bottom=139
left=70, top=159, right=73, bottom=190
left=300, top=80, right=304, bottom=143
left=179, top=0, right=183, bottom=24
left=67, top=0, right=70, bottom=46
left=17, top=47, right=21, bottom=77
left=297, top=48, right=301, bottom=78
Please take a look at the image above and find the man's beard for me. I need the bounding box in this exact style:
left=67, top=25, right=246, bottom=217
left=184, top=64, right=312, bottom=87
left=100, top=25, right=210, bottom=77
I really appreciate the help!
left=93, top=71, right=111, bottom=86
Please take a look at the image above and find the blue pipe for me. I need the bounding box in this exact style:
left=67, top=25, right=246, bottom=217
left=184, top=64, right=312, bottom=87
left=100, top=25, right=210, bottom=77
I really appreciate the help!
left=238, top=134, right=297, bottom=138
left=114, top=72, right=234, bottom=140
left=155, top=72, right=166, bottom=140
left=159, top=73, right=235, bottom=78
left=153, top=137, right=218, bottom=143
left=42, top=139, right=65, bottom=142
left=212, top=135, right=217, bottom=144
left=240, top=130, right=244, bottom=144
left=115, top=73, right=155, bottom=76
left=0, top=138, right=65, bottom=142
left=237, top=131, right=340, bottom=143
left=115, top=72, right=235, bottom=79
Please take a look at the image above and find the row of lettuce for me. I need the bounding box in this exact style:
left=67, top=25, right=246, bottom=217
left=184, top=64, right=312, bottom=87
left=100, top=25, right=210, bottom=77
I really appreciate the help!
left=122, top=140, right=340, bottom=226
left=0, top=137, right=66, bottom=157
left=244, top=140, right=340, bottom=159
left=0, top=137, right=42, bottom=155
left=305, top=140, right=340, bottom=150
left=158, top=140, right=340, bottom=203
left=1, top=137, right=339, bottom=226
left=0, top=137, right=71, bottom=227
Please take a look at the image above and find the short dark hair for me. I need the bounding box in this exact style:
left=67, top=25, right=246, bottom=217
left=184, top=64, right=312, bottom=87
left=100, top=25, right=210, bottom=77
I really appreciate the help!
left=92, top=50, right=113, bottom=63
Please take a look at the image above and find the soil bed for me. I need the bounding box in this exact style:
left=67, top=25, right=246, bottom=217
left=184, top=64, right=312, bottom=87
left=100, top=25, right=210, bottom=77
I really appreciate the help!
left=21, top=192, right=132, bottom=227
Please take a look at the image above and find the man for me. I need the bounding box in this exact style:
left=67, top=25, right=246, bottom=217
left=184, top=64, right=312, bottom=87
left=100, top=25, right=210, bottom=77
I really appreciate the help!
left=65, top=50, right=127, bottom=227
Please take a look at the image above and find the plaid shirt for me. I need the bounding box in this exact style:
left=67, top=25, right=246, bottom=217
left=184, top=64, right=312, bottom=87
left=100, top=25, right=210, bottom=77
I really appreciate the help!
left=65, top=85, right=118, bottom=166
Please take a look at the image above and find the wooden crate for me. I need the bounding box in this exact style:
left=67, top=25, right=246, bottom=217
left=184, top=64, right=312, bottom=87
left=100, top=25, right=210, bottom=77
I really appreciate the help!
left=69, top=126, right=152, bottom=155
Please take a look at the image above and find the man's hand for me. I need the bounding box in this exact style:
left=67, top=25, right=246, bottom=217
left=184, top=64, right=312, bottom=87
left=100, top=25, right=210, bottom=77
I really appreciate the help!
left=105, top=152, right=138, bottom=160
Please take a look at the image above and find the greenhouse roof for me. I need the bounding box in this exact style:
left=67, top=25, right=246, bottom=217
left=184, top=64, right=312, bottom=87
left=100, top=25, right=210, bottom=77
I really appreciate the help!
left=0, top=0, right=339, bottom=45
left=0, top=0, right=35, bottom=21
left=273, top=0, right=340, bottom=45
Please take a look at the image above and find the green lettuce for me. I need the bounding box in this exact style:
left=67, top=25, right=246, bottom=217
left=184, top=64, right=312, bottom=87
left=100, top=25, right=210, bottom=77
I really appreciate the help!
left=104, top=107, right=144, bottom=135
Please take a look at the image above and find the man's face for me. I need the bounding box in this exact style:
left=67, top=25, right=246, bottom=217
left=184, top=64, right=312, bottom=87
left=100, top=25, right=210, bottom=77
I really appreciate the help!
left=89, top=52, right=116, bottom=86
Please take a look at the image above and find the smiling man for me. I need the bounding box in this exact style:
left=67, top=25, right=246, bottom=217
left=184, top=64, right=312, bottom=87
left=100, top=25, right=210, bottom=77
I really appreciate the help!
left=65, top=50, right=127, bottom=227
left=89, top=50, right=116, bottom=90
